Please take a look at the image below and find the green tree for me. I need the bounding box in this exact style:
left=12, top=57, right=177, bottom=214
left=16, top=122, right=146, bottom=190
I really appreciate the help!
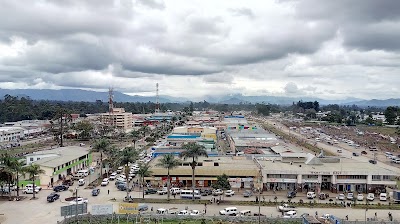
left=129, top=130, right=142, bottom=149
left=73, top=120, right=94, bottom=140
left=384, top=106, right=398, bottom=125
left=92, top=139, right=111, bottom=177
left=137, top=163, right=153, bottom=199
left=212, top=174, right=231, bottom=190
left=0, top=154, right=14, bottom=199
left=179, top=142, right=208, bottom=201
left=117, top=147, right=138, bottom=201
left=156, top=154, right=180, bottom=201
left=50, top=107, right=72, bottom=147
left=9, top=158, right=25, bottom=198
left=24, top=164, right=45, bottom=199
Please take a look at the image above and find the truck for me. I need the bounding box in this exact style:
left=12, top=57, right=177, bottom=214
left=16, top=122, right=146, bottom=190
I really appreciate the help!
left=392, top=190, right=400, bottom=203
left=277, top=204, right=297, bottom=212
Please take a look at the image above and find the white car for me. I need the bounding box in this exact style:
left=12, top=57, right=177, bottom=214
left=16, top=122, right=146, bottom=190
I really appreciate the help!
left=101, top=178, right=109, bottom=186
left=367, top=193, right=375, bottom=201
left=283, top=211, right=297, bottom=218
left=178, top=210, right=189, bottom=216
left=357, top=194, right=364, bottom=201
left=225, top=190, right=235, bottom=197
left=116, top=166, right=124, bottom=173
left=219, top=207, right=238, bottom=216
left=119, top=174, right=127, bottom=179
left=22, top=187, right=39, bottom=194
left=379, top=193, right=387, bottom=201
left=347, top=192, right=354, bottom=200
left=213, top=189, right=223, bottom=196
left=69, top=197, right=88, bottom=205
left=25, top=184, right=41, bottom=191
left=338, top=194, right=345, bottom=200
left=190, top=210, right=201, bottom=216
left=109, top=172, right=117, bottom=180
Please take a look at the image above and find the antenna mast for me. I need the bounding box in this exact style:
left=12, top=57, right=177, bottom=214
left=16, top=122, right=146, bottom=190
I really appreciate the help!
left=108, top=87, right=114, bottom=127
left=155, top=83, right=160, bottom=113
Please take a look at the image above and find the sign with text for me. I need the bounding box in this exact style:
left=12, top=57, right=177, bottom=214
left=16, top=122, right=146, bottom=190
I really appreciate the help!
left=118, top=203, right=139, bottom=214
left=92, top=204, right=113, bottom=215
left=60, top=204, right=87, bottom=216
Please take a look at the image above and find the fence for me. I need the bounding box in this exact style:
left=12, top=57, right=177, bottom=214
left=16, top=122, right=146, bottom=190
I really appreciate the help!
left=58, top=214, right=302, bottom=224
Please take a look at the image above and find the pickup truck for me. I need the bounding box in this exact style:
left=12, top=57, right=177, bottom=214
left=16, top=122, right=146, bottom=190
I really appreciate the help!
left=157, top=188, right=168, bottom=195
left=277, top=204, right=297, bottom=212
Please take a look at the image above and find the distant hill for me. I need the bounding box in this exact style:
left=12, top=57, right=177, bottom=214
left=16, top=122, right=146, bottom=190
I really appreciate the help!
left=0, top=89, right=176, bottom=103
left=344, top=98, right=400, bottom=107
left=0, top=88, right=398, bottom=107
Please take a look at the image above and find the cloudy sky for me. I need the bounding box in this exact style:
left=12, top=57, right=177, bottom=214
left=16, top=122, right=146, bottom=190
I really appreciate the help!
left=0, top=0, right=399, bottom=100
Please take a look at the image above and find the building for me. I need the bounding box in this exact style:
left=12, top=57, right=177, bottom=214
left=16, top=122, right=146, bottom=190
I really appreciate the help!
left=26, top=146, right=92, bottom=186
left=99, top=108, right=133, bottom=131
left=256, top=154, right=397, bottom=193
left=147, top=156, right=259, bottom=189
left=0, top=127, right=25, bottom=143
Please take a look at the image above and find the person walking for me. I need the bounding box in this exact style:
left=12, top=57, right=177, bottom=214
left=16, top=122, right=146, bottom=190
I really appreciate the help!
left=108, top=189, right=110, bottom=195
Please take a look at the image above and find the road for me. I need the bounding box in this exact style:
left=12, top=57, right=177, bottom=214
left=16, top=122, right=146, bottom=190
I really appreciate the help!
left=1, top=185, right=399, bottom=224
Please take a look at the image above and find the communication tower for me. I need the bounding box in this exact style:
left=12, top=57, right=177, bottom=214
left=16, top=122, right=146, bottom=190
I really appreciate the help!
left=155, top=83, right=160, bottom=113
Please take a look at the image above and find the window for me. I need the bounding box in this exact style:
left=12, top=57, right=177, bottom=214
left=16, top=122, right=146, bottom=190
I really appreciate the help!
left=37, top=158, right=40, bottom=160
left=30, top=158, right=34, bottom=161
left=372, top=175, right=381, bottom=181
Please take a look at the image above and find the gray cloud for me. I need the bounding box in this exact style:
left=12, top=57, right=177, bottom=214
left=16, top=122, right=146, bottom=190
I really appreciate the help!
left=0, top=0, right=399, bottom=99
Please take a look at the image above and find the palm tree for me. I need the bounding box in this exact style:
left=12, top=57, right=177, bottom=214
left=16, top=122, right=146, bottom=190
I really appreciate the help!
left=10, top=158, right=25, bottom=198
left=24, top=164, right=45, bottom=199
left=129, top=130, right=141, bottom=149
left=0, top=154, right=14, bottom=200
left=156, top=154, right=180, bottom=201
left=92, top=138, right=110, bottom=177
left=137, top=163, right=153, bottom=199
left=117, top=147, right=138, bottom=201
left=179, top=142, right=208, bottom=200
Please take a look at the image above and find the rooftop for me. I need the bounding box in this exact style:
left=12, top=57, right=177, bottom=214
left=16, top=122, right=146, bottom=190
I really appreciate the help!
left=30, top=146, right=90, bottom=168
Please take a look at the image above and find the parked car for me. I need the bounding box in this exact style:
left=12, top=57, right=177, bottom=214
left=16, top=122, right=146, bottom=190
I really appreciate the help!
left=23, top=187, right=39, bottom=194
left=347, top=192, right=354, bottom=200
left=361, top=151, right=367, bottom=155
left=369, top=160, right=377, bottom=164
left=69, top=197, right=88, bottom=205
left=307, top=192, right=316, bottom=199
left=338, top=194, right=345, bottom=200
left=287, top=191, right=296, bottom=198
left=115, top=179, right=127, bottom=186
left=212, top=189, right=224, bottom=196
left=243, top=190, right=253, bottom=197
left=101, top=178, right=109, bottom=186
left=157, top=188, right=168, bottom=195
left=379, top=193, right=387, bottom=201
left=109, top=172, right=117, bottom=180
left=219, top=207, right=238, bottom=216
left=138, top=204, right=149, bottom=211
left=117, top=184, right=132, bottom=192
left=145, top=188, right=158, bottom=195
left=201, top=189, right=212, bottom=196
left=225, top=190, right=235, bottom=197
left=283, top=211, right=297, bottom=218
left=47, top=192, right=60, bottom=202
left=53, top=185, right=69, bottom=192
left=190, top=210, right=201, bottom=216
left=92, top=188, right=100, bottom=196
left=62, top=179, right=74, bottom=186
left=178, top=210, right=189, bottom=216
left=357, top=194, right=364, bottom=201
left=367, top=193, right=375, bottom=201
left=25, top=184, right=41, bottom=191
left=78, top=179, right=85, bottom=186
left=352, top=152, right=359, bottom=156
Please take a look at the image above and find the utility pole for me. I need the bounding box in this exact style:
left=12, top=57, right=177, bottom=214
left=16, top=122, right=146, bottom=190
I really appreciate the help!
left=75, top=187, right=78, bottom=222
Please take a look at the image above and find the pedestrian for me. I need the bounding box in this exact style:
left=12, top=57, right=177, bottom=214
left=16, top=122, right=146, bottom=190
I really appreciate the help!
left=375, top=212, right=377, bottom=218
left=345, top=215, right=348, bottom=220
left=173, top=194, right=176, bottom=199
left=151, top=207, right=153, bottom=212
left=108, top=189, right=110, bottom=195
left=315, top=211, right=318, bottom=217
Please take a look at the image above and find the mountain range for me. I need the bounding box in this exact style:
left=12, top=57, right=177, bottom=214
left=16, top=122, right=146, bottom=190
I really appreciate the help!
left=0, top=88, right=399, bottom=107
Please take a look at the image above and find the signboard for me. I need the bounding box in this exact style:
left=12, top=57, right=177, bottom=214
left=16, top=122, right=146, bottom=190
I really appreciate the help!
left=92, top=204, right=113, bottom=215
left=118, top=203, right=139, bottom=214
left=61, top=204, right=87, bottom=216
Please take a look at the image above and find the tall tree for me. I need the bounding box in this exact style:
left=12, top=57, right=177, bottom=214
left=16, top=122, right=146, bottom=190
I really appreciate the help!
left=384, top=106, right=398, bottom=125
left=24, top=164, right=45, bottom=199
left=50, top=107, right=72, bottom=147
left=92, top=139, right=111, bottom=177
left=0, top=154, right=14, bottom=200
left=212, top=174, right=231, bottom=190
left=117, top=147, right=138, bottom=200
left=73, top=120, right=94, bottom=140
left=156, top=154, right=180, bottom=201
left=129, top=130, right=142, bottom=149
left=136, top=163, right=153, bottom=199
left=179, top=142, right=208, bottom=200
left=10, top=158, right=25, bottom=198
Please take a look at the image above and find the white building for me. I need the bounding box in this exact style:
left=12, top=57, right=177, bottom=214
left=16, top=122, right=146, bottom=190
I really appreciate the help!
left=0, top=127, right=25, bottom=143
left=26, top=146, right=92, bottom=186
left=256, top=154, right=397, bottom=194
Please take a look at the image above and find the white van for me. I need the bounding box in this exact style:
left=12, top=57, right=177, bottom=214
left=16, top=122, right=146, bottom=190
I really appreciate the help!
left=78, top=170, right=89, bottom=177
left=379, top=193, right=387, bottom=201
left=307, top=192, right=316, bottom=199
left=78, top=179, right=85, bottom=186
left=385, top=152, right=393, bottom=157
left=239, top=210, right=252, bottom=216
left=219, top=207, right=238, bottom=216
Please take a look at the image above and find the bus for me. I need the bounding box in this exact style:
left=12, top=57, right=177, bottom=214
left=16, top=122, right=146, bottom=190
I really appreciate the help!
left=180, top=190, right=201, bottom=199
